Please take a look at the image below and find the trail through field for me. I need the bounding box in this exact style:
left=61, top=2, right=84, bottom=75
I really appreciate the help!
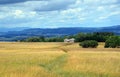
left=54, top=43, right=73, bottom=53
left=38, top=44, right=73, bottom=75
left=39, top=54, right=68, bottom=73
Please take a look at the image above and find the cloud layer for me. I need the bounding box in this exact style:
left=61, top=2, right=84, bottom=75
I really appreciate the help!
left=0, top=0, right=120, bottom=28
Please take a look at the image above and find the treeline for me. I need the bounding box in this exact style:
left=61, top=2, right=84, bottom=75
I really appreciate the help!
left=74, top=32, right=114, bottom=42
left=20, top=32, right=114, bottom=42
left=20, top=32, right=120, bottom=48
left=20, top=36, right=64, bottom=42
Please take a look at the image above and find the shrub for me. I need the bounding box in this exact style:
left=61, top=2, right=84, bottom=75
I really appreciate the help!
left=105, top=36, right=120, bottom=48
left=80, top=40, right=98, bottom=48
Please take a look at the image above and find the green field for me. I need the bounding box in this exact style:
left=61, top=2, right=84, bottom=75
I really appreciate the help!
left=0, top=42, right=120, bottom=77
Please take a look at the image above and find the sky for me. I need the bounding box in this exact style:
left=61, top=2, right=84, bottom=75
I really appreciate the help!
left=0, top=0, right=120, bottom=28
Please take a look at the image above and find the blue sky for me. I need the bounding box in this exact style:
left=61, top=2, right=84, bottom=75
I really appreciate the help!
left=0, top=0, right=120, bottom=28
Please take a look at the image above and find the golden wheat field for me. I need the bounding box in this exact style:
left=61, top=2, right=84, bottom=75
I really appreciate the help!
left=0, top=42, right=120, bottom=77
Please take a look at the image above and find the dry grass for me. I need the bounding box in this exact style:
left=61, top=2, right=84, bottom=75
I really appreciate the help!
left=0, top=42, right=120, bottom=77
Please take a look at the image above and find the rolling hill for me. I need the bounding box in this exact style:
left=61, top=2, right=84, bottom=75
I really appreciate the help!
left=0, top=25, right=119, bottom=41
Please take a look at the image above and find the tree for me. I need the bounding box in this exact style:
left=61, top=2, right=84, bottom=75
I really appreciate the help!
left=105, top=36, right=120, bottom=48
left=92, top=32, right=114, bottom=42
left=79, top=40, right=98, bottom=48
left=75, top=33, right=87, bottom=42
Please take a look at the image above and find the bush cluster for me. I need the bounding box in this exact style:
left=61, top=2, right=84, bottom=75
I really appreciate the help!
left=105, top=36, right=120, bottom=48
left=80, top=40, right=98, bottom=48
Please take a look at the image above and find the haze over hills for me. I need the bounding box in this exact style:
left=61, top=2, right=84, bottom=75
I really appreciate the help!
left=0, top=27, right=29, bottom=32
left=0, top=25, right=120, bottom=41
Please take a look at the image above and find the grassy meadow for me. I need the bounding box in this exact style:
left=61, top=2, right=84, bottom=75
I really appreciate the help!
left=0, top=42, right=120, bottom=77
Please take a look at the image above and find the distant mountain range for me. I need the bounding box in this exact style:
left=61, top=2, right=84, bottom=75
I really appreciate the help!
left=0, top=25, right=120, bottom=41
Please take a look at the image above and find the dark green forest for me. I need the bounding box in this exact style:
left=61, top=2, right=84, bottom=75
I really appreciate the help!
left=20, top=32, right=120, bottom=48
left=20, top=32, right=114, bottom=42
